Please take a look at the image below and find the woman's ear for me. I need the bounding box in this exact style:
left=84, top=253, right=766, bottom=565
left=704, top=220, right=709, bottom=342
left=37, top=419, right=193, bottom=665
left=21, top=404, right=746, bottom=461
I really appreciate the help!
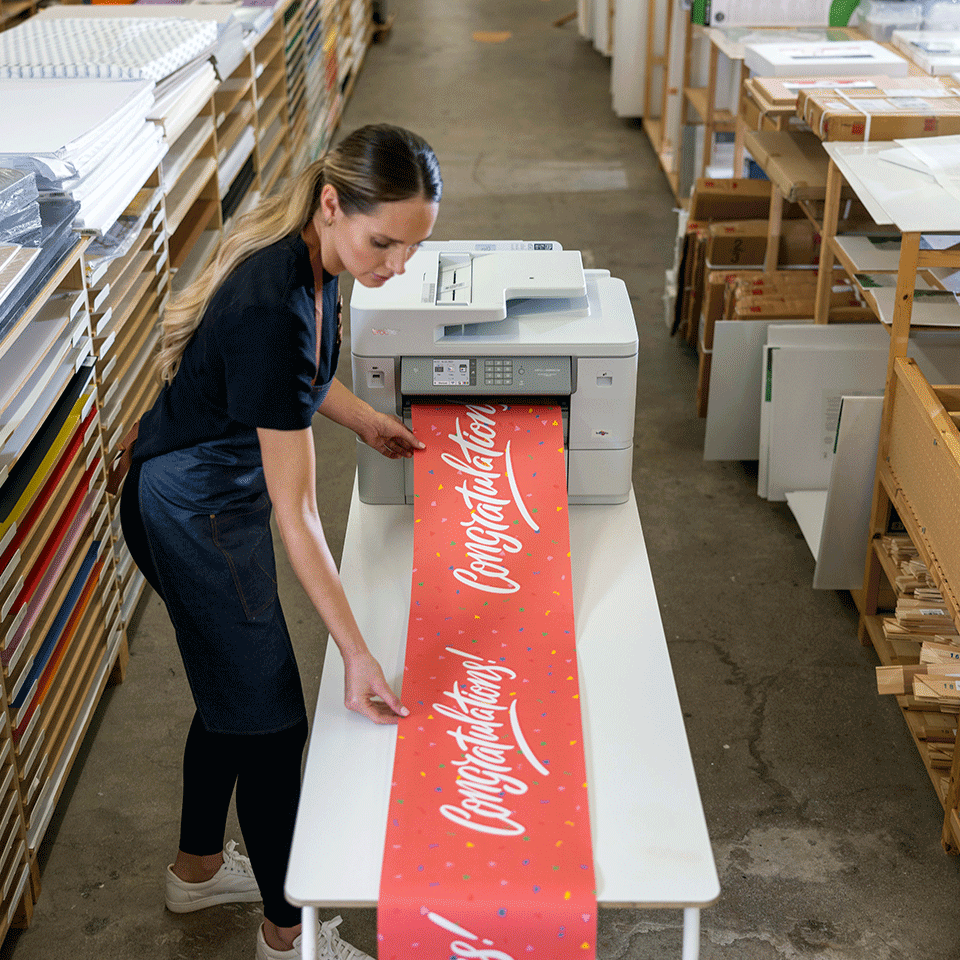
left=319, top=183, right=341, bottom=225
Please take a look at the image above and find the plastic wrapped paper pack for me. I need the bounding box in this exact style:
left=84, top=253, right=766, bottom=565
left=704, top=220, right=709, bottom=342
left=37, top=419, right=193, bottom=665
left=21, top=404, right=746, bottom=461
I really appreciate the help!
left=0, top=198, right=81, bottom=345
left=83, top=205, right=153, bottom=282
left=0, top=169, right=41, bottom=244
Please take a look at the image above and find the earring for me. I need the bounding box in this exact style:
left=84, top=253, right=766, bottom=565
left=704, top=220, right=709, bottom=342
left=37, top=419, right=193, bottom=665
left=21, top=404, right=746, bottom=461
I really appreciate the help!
left=326, top=218, right=334, bottom=227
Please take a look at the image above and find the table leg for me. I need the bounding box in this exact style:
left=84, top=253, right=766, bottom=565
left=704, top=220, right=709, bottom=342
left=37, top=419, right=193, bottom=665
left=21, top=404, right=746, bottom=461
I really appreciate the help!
left=764, top=187, right=784, bottom=274
left=702, top=44, right=719, bottom=177
left=733, top=116, right=745, bottom=179
left=301, top=906, right=318, bottom=960
left=814, top=159, right=843, bottom=324
left=682, top=907, right=701, bottom=960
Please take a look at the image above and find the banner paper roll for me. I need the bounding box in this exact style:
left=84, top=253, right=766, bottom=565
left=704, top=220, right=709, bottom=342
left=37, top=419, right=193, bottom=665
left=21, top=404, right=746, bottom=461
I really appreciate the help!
left=378, top=402, right=597, bottom=960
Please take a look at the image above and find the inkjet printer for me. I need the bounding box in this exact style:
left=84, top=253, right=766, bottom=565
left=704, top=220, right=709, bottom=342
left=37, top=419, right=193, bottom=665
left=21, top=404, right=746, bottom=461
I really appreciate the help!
left=349, top=240, right=638, bottom=505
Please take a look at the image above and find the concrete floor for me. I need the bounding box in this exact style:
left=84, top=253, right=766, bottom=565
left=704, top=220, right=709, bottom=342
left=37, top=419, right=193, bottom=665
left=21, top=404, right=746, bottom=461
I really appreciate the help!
left=4, top=0, right=960, bottom=958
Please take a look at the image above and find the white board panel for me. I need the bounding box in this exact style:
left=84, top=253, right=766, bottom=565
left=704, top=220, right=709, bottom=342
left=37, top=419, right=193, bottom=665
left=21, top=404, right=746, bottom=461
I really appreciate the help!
left=704, top=319, right=803, bottom=461
left=765, top=345, right=888, bottom=501
left=811, top=394, right=883, bottom=590
left=786, top=489, right=828, bottom=558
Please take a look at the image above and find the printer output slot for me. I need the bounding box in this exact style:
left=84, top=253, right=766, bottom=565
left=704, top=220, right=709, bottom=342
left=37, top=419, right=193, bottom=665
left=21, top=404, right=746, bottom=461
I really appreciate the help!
left=402, top=395, right=570, bottom=416
left=402, top=395, right=571, bottom=445
left=396, top=397, right=573, bottom=505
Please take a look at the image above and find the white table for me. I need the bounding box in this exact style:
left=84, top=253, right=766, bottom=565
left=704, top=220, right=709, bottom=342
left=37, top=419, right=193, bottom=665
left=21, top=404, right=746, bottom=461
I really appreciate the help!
left=286, top=478, right=720, bottom=959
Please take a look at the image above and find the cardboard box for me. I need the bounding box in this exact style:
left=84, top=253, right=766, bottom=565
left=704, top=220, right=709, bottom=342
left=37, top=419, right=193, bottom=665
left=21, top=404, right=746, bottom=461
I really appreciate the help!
left=675, top=184, right=807, bottom=339
left=672, top=222, right=707, bottom=339
left=705, top=219, right=821, bottom=269
left=732, top=290, right=864, bottom=320
left=725, top=272, right=821, bottom=318
left=753, top=73, right=947, bottom=110
left=689, top=177, right=775, bottom=222
left=696, top=268, right=823, bottom=417
left=800, top=89, right=960, bottom=141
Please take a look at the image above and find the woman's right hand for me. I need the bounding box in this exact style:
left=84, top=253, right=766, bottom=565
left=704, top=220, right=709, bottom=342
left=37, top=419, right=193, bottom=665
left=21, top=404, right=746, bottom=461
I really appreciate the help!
left=258, top=425, right=407, bottom=725
left=342, top=648, right=409, bottom=724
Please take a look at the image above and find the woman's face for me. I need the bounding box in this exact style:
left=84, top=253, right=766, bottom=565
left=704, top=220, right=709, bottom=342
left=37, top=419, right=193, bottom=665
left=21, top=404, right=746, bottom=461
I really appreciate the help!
left=320, top=186, right=439, bottom=286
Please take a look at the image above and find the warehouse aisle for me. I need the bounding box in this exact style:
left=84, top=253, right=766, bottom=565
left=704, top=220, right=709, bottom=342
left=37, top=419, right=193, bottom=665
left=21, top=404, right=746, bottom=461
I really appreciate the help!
left=3, top=1, right=960, bottom=958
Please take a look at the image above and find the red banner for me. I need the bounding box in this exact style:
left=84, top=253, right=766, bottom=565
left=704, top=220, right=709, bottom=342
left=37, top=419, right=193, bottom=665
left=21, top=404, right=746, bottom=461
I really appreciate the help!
left=378, top=403, right=596, bottom=960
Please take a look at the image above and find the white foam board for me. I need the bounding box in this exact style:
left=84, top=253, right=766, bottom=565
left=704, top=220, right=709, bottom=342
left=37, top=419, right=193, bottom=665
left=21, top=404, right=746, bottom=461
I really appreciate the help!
left=808, top=394, right=882, bottom=590
left=744, top=39, right=909, bottom=76
left=704, top=319, right=805, bottom=462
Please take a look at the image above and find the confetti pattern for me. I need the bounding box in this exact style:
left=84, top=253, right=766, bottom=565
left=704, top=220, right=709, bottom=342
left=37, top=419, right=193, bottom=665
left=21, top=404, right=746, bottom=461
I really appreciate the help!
left=378, top=403, right=596, bottom=960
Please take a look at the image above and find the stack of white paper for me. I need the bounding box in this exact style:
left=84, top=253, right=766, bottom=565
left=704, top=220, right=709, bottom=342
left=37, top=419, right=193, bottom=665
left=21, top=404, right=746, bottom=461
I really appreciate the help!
left=0, top=79, right=166, bottom=235
left=892, top=29, right=960, bottom=74
left=218, top=125, right=257, bottom=194
left=744, top=39, right=910, bottom=76
left=149, top=60, right=219, bottom=142
left=30, top=6, right=246, bottom=137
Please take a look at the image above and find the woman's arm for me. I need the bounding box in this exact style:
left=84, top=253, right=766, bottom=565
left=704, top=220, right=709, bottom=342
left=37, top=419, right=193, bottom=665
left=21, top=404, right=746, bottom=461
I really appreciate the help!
left=257, top=424, right=408, bottom=724
left=318, top=378, right=424, bottom=459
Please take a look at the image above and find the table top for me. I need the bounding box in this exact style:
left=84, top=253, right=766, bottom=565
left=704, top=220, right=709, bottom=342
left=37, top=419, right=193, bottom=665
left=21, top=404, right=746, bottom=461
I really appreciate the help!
left=824, top=139, right=960, bottom=233
left=286, top=479, right=720, bottom=911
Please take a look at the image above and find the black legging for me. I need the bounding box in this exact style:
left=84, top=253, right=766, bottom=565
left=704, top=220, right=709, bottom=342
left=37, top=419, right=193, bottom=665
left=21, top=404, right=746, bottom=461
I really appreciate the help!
left=120, top=460, right=307, bottom=928
left=180, top=710, right=308, bottom=928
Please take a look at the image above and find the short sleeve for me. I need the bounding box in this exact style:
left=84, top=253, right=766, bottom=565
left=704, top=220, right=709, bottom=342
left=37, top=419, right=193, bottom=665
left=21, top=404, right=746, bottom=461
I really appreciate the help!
left=214, top=246, right=317, bottom=431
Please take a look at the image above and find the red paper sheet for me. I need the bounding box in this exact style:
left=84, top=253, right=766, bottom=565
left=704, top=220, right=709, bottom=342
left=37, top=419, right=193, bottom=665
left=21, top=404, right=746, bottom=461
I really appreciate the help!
left=378, top=403, right=596, bottom=960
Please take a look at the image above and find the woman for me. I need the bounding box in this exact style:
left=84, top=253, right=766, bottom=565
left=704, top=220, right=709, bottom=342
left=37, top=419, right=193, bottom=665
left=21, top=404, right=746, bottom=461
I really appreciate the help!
left=119, top=124, right=442, bottom=960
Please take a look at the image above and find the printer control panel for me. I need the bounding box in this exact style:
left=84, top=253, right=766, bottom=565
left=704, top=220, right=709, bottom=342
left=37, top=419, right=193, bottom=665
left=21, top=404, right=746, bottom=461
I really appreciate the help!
left=401, top=356, right=572, bottom=395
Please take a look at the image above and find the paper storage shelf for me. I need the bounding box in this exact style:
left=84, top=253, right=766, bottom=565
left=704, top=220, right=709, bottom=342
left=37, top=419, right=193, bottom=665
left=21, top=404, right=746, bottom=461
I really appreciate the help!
left=0, top=0, right=378, bottom=936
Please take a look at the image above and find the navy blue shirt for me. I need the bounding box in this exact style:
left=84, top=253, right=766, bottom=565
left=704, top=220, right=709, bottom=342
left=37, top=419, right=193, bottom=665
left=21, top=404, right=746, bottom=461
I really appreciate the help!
left=134, top=233, right=340, bottom=464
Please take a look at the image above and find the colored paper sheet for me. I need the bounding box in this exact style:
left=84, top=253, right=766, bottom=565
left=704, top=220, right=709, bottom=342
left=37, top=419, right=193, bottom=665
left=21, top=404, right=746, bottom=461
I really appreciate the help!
left=14, top=550, right=103, bottom=742
left=378, top=403, right=597, bottom=960
left=12, top=542, right=99, bottom=713
left=0, top=405, right=97, bottom=572
left=0, top=384, right=90, bottom=540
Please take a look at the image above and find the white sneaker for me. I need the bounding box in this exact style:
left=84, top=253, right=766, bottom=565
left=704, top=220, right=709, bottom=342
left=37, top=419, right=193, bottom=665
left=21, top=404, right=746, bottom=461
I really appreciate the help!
left=255, top=916, right=373, bottom=960
left=165, top=839, right=261, bottom=913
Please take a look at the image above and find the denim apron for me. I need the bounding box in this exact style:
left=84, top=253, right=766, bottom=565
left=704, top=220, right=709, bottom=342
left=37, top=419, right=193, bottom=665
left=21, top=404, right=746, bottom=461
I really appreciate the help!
left=131, top=381, right=330, bottom=735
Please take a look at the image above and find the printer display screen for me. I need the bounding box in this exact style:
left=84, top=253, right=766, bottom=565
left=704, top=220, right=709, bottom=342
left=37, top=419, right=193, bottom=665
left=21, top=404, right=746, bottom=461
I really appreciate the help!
left=433, top=359, right=472, bottom=387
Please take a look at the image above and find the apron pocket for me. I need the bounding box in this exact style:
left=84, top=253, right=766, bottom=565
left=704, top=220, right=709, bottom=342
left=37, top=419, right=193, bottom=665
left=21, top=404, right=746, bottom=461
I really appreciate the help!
left=210, top=498, right=278, bottom=619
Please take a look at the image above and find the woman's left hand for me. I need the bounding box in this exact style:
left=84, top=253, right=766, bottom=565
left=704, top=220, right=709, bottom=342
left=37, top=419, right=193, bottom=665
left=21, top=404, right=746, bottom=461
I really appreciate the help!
left=343, top=649, right=409, bottom=724
left=357, top=410, right=425, bottom=460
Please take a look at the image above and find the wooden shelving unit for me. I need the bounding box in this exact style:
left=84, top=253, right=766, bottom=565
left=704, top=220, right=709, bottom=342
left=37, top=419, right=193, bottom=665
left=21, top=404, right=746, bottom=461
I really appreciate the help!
left=0, top=0, right=35, bottom=34
left=805, top=143, right=960, bottom=850
left=255, top=18, right=293, bottom=196
left=861, top=358, right=960, bottom=846
left=0, top=235, right=124, bottom=934
left=0, top=0, right=376, bottom=933
left=641, top=0, right=684, bottom=201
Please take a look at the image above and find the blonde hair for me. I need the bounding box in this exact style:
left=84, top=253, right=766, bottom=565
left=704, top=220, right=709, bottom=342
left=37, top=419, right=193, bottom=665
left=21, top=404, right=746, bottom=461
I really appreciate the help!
left=156, top=124, right=442, bottom=384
